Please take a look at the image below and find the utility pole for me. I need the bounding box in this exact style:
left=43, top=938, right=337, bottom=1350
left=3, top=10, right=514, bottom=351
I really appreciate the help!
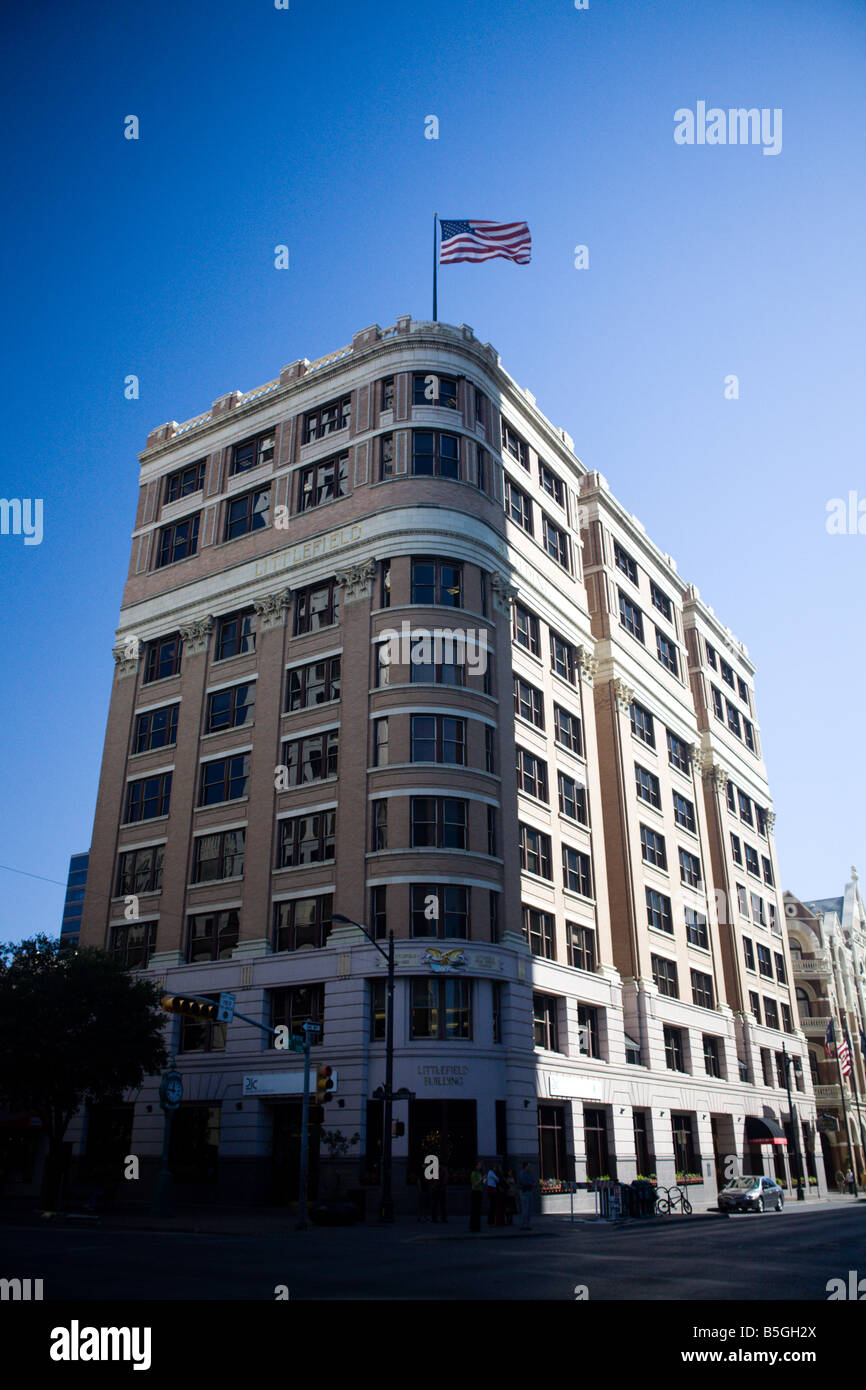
left=781, top=1044, right=806, bottom=1201
left=296, top=1020, right=314, bottom=1230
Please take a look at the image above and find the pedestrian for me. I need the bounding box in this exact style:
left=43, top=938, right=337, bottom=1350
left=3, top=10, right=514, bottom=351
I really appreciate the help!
left=504, top=1168, right=518, bottom=1225
left=486, top=1163, right=500, bottom=1225
left=836, top=1169, right=846, bottom=1196
left=431, top=1160, right=449, bottom=1223
left=519, top=1162, right=535, bottom=1230
left=469, top=1158, right=484, bottom=1232
left=846, top=1167, right=855, bottom=1195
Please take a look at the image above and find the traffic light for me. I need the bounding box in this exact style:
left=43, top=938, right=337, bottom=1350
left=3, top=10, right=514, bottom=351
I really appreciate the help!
left=316, top=1065, right=336, bottom=1104
left=161, top=994, right=219, bottom=1022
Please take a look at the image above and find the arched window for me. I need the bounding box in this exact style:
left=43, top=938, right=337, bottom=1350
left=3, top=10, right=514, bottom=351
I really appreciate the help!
left=796, top=987, right=812, bottom=1019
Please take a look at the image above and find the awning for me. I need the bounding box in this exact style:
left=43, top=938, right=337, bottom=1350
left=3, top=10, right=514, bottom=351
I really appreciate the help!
left=745, top=1115, right=787, bottom=1146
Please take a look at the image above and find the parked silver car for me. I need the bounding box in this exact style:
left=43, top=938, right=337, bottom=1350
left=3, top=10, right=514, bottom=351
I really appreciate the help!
left=718, top=1176, right=785, bottom=1213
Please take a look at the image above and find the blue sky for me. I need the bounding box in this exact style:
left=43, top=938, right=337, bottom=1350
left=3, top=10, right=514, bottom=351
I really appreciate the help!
left=1, top=0, right=864, bottom=941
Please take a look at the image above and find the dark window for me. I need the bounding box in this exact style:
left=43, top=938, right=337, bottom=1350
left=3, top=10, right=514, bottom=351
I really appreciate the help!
left=179, top=1005, right=227, bottom=1055
left=517, top=746, right=548, bottom=801
left=215, top=610, right=256, bottom=661
left=157, top=514, right=199, bottom=567
left=583, top=1108, right=610, bottom=1181
left=726, top=700, right=741, bottom=736
left=755, top=805, right=768, bottom=837
left=410, top=715, right=466, bottom=764
left=143, top=634, right=182, bottom=683
left=164, top=460, right=206, bottom=504
left=577, top=1003, right=601, bottom=1058
left=641, top=824, right=667, bottom=870
left=373, top=716, right=389, bottom=767
left=727, top=782, right=736, bottom=813
left=745, top=844, right=760, bottom=878
left=562, top=845, right=592, bottom=897
left=379, top=559, right=391, bottom=609
left=124, top=772, right=172, bottom=823
left=568, top=922, right=597, bottom=972
left=519, top=824, right=552, bottom=880
left=198, top=754, right=250, bottom=806
left=231, top=431, right=275, bottom=474
left=298, top=454, right=348, bottom=511
left=781, top=1003, right=793, bottom=1034
left=273, top=896, right=332, bottom=953
left=370, top=978, right=387, bottom=1041
left=115, top=845, right=164, bottom=897
left=111, top=920, right=157, bottom=970
left=685, top=908, right=708, bottom=949
left=134, top=703, right=179, bottom=753
left=492, top=981, right=502, bottom=1043
left=558, top=772, right=587, bottom=824
left=286, top=656, right=341, bottom=710
left=514, top=676, right=544, bottom=728
left=705, top=641, right=717, bottom=669
left=413, top=373, right=457, bottom=409
left=711, top=686, right=724, bottom=720
left=379, top=433, right=394, bottom=479
left=737, top=675, right=749, bottom=703
left=664, top=1026, right=685, bottom=1071
left=371, top=800, right=387, bottom=850
left=380, top=376, right=394, bottom=411
left=411, top=558, right=463, bottom=607
left=757, top=944, right=773, bottom=979
left=554, top=704, right=583, bottom=754
left=762, top=856, right=774, bottom=886
left=672, top=792, right=696, bottom=832
left=501, top=420, right=528, bottom=467
left=774, top=952, right=786, bottom=984
left=513, top=602, right=540, bottom=656
left=475, top=387, right=488, bottom=427
left=550, top=631, right=576, bottom=684
left=408, top=634, right=466, bottom=686
left=304, top=396, right=351, bottom=444
left=651, top=582, right=672, bottom=621
left=666, top=729, right=690, bottom=773
left=411, top=430, right=460, bottom=479
left=691, top=969, right=714, bottom=1009
left=187, top=911, right=239, bottom=963
left=656, top=630, right=679, bottom=676
left=410, top=977, right=471, bottom=1039
left=411, top=884, right=470, bottom=939
left=370, top=885, right=387, bottom=941
left=731, top=833, right=743, bottom=865
left=206, top=684, right=254, bottom=733
left=539, top=462, right=564, bottom=506
left=542, top=515, right=570, bottom=570
left=192, top=829, right=245, bottom=883
left=646, top=888, right=672, bottom=933
left=280, top=730, right=339, bottom=785
left=744, top=720, right=756, bottom=752
left=271, top=982, right=325, bottom=1038
left=764, top=999, right=780, bottom=1031
left=294, top=580, right=340, bottom=634
left=750, top=991, right=761, bottom=1023
left=743, top=937, right=756, bottom=971
left=630, top=701, right=655, bottom=747
left=678, top=848, right=701, bottom=887
left=720, top=659, right=735, bottom=689
left=671, top=1114, right=697, bottom=1171
left=618, top=590, right=644, bottom=641
left=533, top=993, right=559, bottom=1049
left=410, top=797, right=468, bottom=849
left=751, top=893, right=766, bottom=926
left=225, top=487, right=270, bottom=541
left=485, top=726, right=496, bottom=773
left=703, top=1036, right=722, bottom=1078
left=504, top=476, right=533, bottom=532
left=635, top=764, right=661, bottom=808
left=653, top=955, right=679, bottom=998
left=614, top=541, right=638, bottom=583
left=277, top=811, right=337, bottom=867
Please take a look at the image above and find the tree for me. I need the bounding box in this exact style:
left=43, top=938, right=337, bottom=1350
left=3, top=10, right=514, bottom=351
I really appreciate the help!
left=0, top=935, right=168, bottom=1208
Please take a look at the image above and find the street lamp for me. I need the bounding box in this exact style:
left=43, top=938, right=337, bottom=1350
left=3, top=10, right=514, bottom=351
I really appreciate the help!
left=332, top=913, right=396, bottom=1223
left=781, top=1044, right=806, bottom=1201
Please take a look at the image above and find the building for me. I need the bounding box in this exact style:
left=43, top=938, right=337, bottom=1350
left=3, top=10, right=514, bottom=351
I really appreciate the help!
left=784, top=870, right=866, bottom=1185
left=73, top=315, right=822, bottom=1210
left=60, top=850, right=89, bottom=949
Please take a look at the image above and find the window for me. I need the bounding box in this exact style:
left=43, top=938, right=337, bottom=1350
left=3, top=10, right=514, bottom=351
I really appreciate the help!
left=542, top=515, right=570, bottom=569
left=554, top=704, right=582, bottom=754
left=188, top=910, right=239, bottom=963
left=705, top=640, right=717, bottom=669
left=656, top=630, right=679, bottom=676
left=179, top=1001, right=227, bottom=1055
left=774, top=952, right=786, bottom=984
left=294, top=579, right=340, bottom=634
left=519, top=823, right=552, bottom=879
left=685, top=908, right=708, bottom=949
left=485, top=726, right=496, bottom=772
left=577, top=1003, right=601, bottom=1058
left=768, top=902, right=778, bottom=934
left=725, top=781, right=736, bottom=813
left=492, top=981, right=502, bottom=1043
left=671, top=1114, right=697, bottom=1171
left=781, top=1003, right=793, bottom=1034
left=762, top=856, right=774, bottom=886
left=653, top=956, right=679, bottom=998
left=371, top=800, right=388, bottom=851
left=488, top=806, right=498, bottom=856
left=666, top=729, right=690, bottom=774
left=286, top=656, right=340, bottom=710
left=277, top=810, right=336, bottom=867
left=215, top=610, right=256, bottom=661
left=664, top=1026, right=685, bottom=1071
left=513, top=603, right=540, bottom=656
left=489, top=890, right=500, bottom=943
left=757, top=944, right=773, bottom=979
left=298, top=454, right=348, bottom=511
left=635, top=764, right=661, bottom=808
left=646, top=888, right=673, bottom=933
left=225, top=487, right=269, bottom=540
left=280, top=730, right=339, bottom=785
left=737, top=884, right=750, bottom=918
left=370, top=885, right=387, bottom=941
left=745, top=844, right=760, bottom=878
left=743, top=937, right=756, bottom=971
left=651, top=582, right=672, bottom=621
left=517, top=747, right=548, bottom=801
left=711, top=686, right=724, bottom=720
left=231, top=431, right=275, bottom=474
left=755, top=805, right=768, bottom=837
left=411, top=715, right=466, bottom=764
left=192, top=830, right=245, bottom=883
left=504, top=476, right=533, bottom=532
left=744, top=720, right=756, bottom=753
left=737, top=675, right=749, bottom=703
left=522, top=906, right=555, bottom=959
left=749, top=991, right=761, bottom=1022
left=501, top=420, right=528, bottom=467
left=144, top=634, right=182, bottom=683
left=379, top=433, right=394, bottom=479
left=380, top=376, right=394, bottom=411
left=614, top=541, right=638, bottom=584
left=413, top=373, right=457, bottom=409
left=678, top=848, right=701, bottom=887
left=562, top=845, right=592, bottom=897
left=761, top=1048, right=774, bottom=1086
left=475, top=386, right=488, bottom=427
left=691, top=970, right=714, bottom=1009
left=124, top=772, right=172, bottom=823
left=134, top=704, right=179, bottom=753
left=207, top=683, right=254, bottom=734
left=273, top=896, right=332, bottom=953
left=409, top=635, right=466, bottom=686
left=539, top=462, right=564, bottom=506
left=720, top=659, right=735, bottom=689
left=111, top=920, right=157, bottom=970
left=726, top=700, right=741, bottom=736
left=673, top=792, right=696, bottom=832
left=558, top=772, right=587, bottom=824
left=373, top=717, right=389, bottom=767
left=703, top=1036, right=722, bottom=1078
left=115, top=845, right=164, bottom=897
left=583, top=1108, right=611, bottom=1181
left=304, top=396, right=351, bottom=444
left=157, top=514, right=199, bottom=567
left=410, top=977, right=471, bottom=1039
left=411, top=430, right=460, bottom=478
left=411, top=884, right=470, bottom=939
left=164, top=459, right=205, bottom=503
left=618, top=590, right=644, bottom=642
left=411, top=558, right=463, bottom=607
left=198, top=754, right=250, bottom=806
left=550, top=631, right=576, bottom=683
left=514, top=676, right=544, bottom=728
left=630, top=701, right=655, bottom=748
left=568, top=922, right=597, bottom=972
left=271, top=983, right=325, bottom=1037
left=641, top=824, right=667, bottom=870
left=764, top=998, right=779, bottom=1031
left=751, top=893, right=766, bottom=927
left=410, top=797, right=468, bottom=849
left=533, top=993, right=559, bottom=1050
left=730, top=833, right=743, bottom=865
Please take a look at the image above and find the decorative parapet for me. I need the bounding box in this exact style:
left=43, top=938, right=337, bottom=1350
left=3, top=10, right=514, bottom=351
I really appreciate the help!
left=335, top=559, right=377, bottom=603
left=613, top=678, right=634, bottom=711
left=490, top=572, right=519, bottom=615
left=253, top=587, right=292, bottom=630
left=576, top=644, right=598, bottom=684
left=178, top=616, right=213, bottom=655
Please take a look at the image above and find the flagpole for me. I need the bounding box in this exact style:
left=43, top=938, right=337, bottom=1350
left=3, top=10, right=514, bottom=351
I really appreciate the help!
left=432, top=213, right=438, bottom=321
left=827, top=921, right=859, bottom=1194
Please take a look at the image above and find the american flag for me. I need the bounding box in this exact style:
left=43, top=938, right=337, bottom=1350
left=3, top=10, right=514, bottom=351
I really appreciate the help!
left=838, top=1029, right=853, bottom=1078
left=439, top=219, right=531, bottom=266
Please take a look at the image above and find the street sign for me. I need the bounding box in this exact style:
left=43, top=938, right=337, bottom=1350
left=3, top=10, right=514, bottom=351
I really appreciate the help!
left=217, top=992, right=236, bottom=1023
left=817, top=1112, right=839, bottom=1133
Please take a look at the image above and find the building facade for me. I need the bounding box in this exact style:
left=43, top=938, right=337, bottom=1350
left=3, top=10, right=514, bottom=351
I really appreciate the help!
left=60, top=850, right=89, bottom=950
left=73, top=315, right=822, bottom=1209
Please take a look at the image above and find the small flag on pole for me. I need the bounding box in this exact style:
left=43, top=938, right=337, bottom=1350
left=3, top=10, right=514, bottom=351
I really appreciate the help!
left=439, top=219, right=531, bottom=265
left=824, top=1019, right=835, bottom=1057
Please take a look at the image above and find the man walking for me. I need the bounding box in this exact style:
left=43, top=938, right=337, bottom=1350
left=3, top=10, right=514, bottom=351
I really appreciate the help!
left=519, top=1162, right=535, bottom=1230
